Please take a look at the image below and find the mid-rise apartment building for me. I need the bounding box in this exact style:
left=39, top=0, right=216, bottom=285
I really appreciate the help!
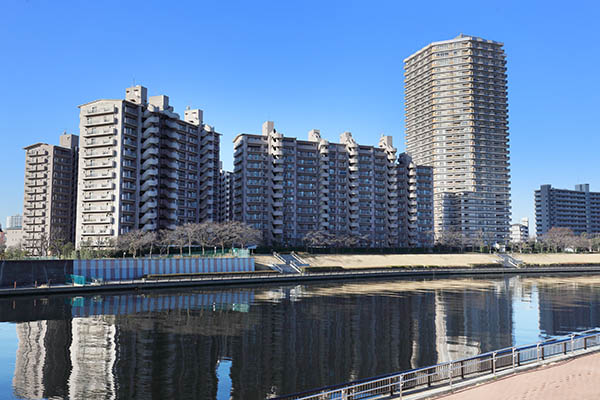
left=233, top=121, right=433, bottom=247
left=75, top=85, right=220, bottom=247
left=6, top=214, right=23, bottom=229
left=404, top=34, right=511, bottom=243
left=22, top=133, right=79, bottom=255
left=535, top=184, right=600, bottom=236
left=510, top=217, right=529, bottom=243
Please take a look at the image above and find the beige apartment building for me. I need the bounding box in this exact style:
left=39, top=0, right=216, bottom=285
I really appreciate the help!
left=404, top=34, right=511, bottom=243
left=22, top=133, right=79, bottom=255
left=75, top=85, right=220, bottom=247
left=233, top=122, right=433, bottom=247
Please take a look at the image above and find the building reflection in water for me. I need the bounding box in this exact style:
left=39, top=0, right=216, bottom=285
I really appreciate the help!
left=8, top=275, right=600, bottom=400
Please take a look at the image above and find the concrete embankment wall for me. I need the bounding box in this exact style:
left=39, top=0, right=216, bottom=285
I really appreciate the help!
left=74, top=257, right=255, bottom=280
left=0, top=257, right=255, bottom=288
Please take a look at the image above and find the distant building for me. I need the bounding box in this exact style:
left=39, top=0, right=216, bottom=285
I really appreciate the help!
left=5, top=227, right=25, bottom=248
left=218, top=169, right=234, bottom=222
left=6, top=214, right=23, bottom=229
left=535, top=184, right=600, bottom=236
left=233, top=121, right=433, bottom=247
left=23, top=133, right=79, bottom=255
left=75, top=85, right=221, bottom=248
left=404, top=34, right=511, bottom=243
left=510, top=217, right=529, bottom=243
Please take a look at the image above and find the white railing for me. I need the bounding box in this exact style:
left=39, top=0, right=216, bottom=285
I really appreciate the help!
left=275, top=328, right=600, bottom=400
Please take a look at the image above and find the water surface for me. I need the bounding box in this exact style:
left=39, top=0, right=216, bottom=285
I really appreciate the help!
left=2, top=274, right=600, bottom=399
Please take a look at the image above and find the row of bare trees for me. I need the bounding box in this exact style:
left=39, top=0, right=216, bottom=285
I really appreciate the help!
left=303, top=231, right=368, bottom=249
left=532, top=227, right=600, bottom=252
left=114, top=221, right=262, bottom=258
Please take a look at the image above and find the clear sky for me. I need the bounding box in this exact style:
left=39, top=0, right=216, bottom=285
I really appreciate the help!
left=1, top=0, right=599, bottom=233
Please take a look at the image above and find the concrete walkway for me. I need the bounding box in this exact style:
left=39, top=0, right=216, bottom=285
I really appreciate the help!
left=435, top=352, right=600, bottom=400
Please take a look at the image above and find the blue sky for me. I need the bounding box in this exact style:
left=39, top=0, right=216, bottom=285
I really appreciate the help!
left=1, top=0, right=599, bottom=232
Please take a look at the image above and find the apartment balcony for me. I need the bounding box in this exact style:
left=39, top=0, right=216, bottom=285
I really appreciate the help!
left=85, top=137, right=116, bottom=147
left=81, top=227, right=114, bottom=236
left=82, top=216, right=114, bottom=224
left=142, top=146, right=159, bottom=159
left=142, top=158, right=158, bottom=171
left=140, top=200, right=158, bottom=213
left=273, top=228, right=283, bottom=234
left=349, top=204, right=359, bottom=212
left=27, top=157, right=49, bottom=165
left=348, top=147, right=358, bottom=156
left=272, top=165, right=284, bottom=173
left=272, top=219, right=283, bottom=226
left=25, top=201, right=46, bottom=210
left=83, top=149, right=116, bottom=159
left=143, top=126, right=160, bottom=138
left=83, top=205, right=114, bottom=213
left=140, top=212, right=158, bottom=224
left=84, top=182, right=115, bottom=191
left=142, top=136, right=160, bottom=149
left=84, top=105, right=116, bottom=116
left=272, top=209, right=283, bottom=217
left=83, top=193, right=115, bottom=202
left=349, top=165, right=359, bottom=172
left=272, top=191, right=283, bottom=199
left=272, top=148, right=284, bottom=156
left=165, top=140, right=180, bottom=150
left=84, top=117, right=117, bottom=128
left=83, top=159, right=115, bottom=169
left=166, top=192, right=178, bottom=200
left=143, top=115, right=160, bottom=128
left=141, top=179, right=158, bottom=191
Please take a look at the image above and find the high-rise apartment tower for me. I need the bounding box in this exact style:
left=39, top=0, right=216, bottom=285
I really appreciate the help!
left=404, top=34, right=511, bottom=243
left=75, top=86, right=220, bottom=247
left=23, top=133, right=79, bottom=255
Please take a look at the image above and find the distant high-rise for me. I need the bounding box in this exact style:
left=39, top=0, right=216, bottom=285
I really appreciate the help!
left=22, top=133, right=79, bottom=255
left=6, top=214, right=23, bottom=229
left=75, top=85, right=220, bottom=247
left=535, top=184, right=600, bottom=236
left=404, top=34, right=511, bottom=244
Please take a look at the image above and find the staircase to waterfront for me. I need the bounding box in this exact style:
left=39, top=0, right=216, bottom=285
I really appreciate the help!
left=271, top=252, right=310, bottom=274
left=497, top=253, right=523, bottom=268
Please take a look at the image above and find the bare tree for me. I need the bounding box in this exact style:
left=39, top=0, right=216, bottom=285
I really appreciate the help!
left=168, top=226, right=188, bottom=257
left=116, top=230, right=147, bottom=258
left=541, top=227, right=575, bottom=252
left=194, top=222, right=214, bottom=255
left=232, top=223, right=262, bottom=248
left=213, top=222, right=238, bottom=253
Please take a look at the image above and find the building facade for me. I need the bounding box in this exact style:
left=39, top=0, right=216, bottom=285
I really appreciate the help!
left=6, top=214, right=23, bottom=230
left=233, top=121, right=433, bottom=247
left=535, top=184, right=600, bottom=236
left=22, top=133, right=79, bottom=255
left=218, top=169, right=234, bottom=222
left=75, top=85, right=220, bottom=247
left=404, top=34, right=511, bottom=244
left=510, top=217, right=529, bottom=243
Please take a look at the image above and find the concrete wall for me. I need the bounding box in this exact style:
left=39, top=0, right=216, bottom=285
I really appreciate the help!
left=0, top=257, right=255, bottom=288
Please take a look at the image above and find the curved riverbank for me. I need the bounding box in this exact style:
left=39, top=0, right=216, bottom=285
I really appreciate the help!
left=2, top=264, right=600, bottom=297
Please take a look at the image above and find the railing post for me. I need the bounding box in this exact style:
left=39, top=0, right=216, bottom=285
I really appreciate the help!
left=563, top=341, right=567, bottom=355
left=460, top=360, right=465, bottom=379
left=428, top=368, right=432, bottom=387
left=541, top=345, right=545, bottom=360
left=341, top=388, right=347, bottom=400
left=571, top=334, right=575, bottom=353
left=492, top=352, right=496, bottom=375
left=449, top=363, right=453, bottom=389
left=584, top=337, right=588, bottom=350
left=512, top=347, right=516, bottom=371
left=399, top=375, right=403, bottom=400
left=536, top=343, right=540, bottom=364
left=517, top=350, right=521, bottom=366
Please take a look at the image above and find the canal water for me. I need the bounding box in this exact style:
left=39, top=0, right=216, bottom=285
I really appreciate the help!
left=1, top=274, right=600, bottom=399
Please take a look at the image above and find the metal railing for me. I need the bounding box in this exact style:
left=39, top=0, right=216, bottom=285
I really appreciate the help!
left=275, top=328, right=600, bottom=400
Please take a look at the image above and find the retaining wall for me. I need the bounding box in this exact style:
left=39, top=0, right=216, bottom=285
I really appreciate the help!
left=0, top=257, right=255, bottom=288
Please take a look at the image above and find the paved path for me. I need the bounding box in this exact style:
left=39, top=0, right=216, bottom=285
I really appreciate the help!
left=436, top=352, right=600, bottom=400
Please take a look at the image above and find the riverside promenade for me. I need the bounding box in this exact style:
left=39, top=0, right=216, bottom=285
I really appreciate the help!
left=436, top=351, right=600, bottom=400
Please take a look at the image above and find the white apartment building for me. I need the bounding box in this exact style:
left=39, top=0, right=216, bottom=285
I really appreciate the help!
left=510, top=217, right=529, bottom=243
left=6, top=214, right=23, bottom=229
left=233, top=121, right=433, bottom=247
left=22, top=133, right=78, bottom=255
left=75, top=85, right=220, bottom=247
left=404, top=34, right=511, bottom=244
